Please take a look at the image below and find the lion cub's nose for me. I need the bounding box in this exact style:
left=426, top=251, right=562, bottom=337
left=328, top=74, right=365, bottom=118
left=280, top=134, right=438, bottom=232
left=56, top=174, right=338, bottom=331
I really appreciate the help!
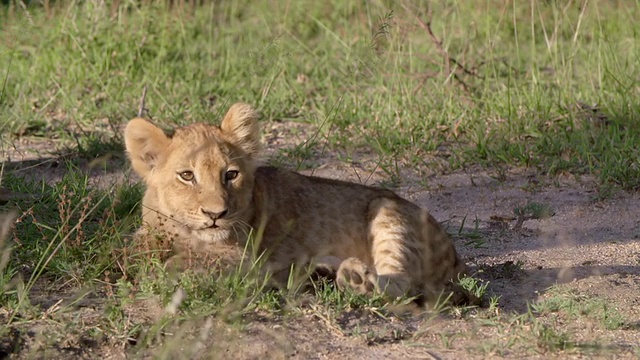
left=201, top=208, right=228, bottom=220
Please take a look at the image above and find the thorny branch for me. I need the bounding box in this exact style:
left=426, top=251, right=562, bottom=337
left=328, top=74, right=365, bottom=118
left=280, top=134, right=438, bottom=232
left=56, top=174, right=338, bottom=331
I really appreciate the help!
left=402, top=3, right=481, bottom=95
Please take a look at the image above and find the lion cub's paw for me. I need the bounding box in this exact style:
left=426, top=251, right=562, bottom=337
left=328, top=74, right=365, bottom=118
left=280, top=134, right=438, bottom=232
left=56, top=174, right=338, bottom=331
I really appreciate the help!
left=336, top=257, right=378, bottom=294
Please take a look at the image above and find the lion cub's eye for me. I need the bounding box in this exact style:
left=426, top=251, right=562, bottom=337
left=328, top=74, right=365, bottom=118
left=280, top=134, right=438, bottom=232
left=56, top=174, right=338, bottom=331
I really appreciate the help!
left=178, top=171, right=195, bottom=182
left=224, top=170, right=239, bottom=183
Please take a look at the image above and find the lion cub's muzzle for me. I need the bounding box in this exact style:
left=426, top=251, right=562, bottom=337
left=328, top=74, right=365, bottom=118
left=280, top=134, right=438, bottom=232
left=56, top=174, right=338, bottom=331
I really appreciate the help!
left=200, top=207, right=229, bottom=229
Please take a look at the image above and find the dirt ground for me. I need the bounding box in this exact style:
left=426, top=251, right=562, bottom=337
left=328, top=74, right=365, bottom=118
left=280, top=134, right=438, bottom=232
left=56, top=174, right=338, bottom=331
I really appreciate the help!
left=2, top=122, right=640, bottom=359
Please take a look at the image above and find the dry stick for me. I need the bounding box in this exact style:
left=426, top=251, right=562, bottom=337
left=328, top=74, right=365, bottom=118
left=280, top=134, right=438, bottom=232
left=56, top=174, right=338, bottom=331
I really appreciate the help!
left=137, top=86, right=148, bottom=118
left=414, top=7, right=450, bottom=76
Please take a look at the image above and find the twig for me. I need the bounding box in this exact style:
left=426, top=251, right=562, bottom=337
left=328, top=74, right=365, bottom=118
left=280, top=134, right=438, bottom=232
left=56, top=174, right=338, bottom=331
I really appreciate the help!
left=310, top=304, right=346, bottom=337
left=18, top=1, right=35, bottom=26
left=137, top=86, right=148, bottom=118
left=513, top=214, right=534, bottom=231
left=402, top=3, right=479, bottom=95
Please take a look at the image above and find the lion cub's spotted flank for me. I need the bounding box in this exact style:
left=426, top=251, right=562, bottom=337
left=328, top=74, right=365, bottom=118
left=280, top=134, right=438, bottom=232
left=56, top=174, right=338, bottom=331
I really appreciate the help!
left=125, top=103, right=477, bottom=305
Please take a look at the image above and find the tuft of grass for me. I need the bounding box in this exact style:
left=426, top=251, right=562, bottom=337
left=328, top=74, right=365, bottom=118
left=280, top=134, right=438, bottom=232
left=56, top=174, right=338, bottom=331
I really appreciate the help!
left=531, top=286, right=627, bottom=331
left=309, top=277, right=396, bottom=314
left=513, top=202, right=555, bottom=220
left=458, top=274, right=490, bottom=302
left=4, top=171, right=138, bottom=285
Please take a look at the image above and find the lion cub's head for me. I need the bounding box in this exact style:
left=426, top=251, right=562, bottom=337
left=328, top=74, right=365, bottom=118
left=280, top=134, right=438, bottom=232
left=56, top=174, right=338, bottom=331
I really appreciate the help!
left=124, top=103, right=260, bottom=246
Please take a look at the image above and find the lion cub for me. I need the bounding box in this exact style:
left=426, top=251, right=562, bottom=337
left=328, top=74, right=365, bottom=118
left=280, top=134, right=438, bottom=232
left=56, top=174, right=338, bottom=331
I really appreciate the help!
left=125, top=103, right=476, bottom=305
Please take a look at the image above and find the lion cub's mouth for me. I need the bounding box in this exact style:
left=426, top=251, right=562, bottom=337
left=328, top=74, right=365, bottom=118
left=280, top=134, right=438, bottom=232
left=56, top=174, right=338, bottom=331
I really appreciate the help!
left=196, top=222, right=219, bottom=230
left=201, top=220, right=227, bottom=230
left=195, top=217, right=234, bottom=231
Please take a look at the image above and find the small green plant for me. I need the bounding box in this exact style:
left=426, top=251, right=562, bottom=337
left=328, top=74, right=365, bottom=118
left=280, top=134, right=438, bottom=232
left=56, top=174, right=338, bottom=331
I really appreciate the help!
left=458, top=274, right=490, bottom=301
left=513, top=202, right=555, bottom=229
left=486, top=295, right=501, bottom=315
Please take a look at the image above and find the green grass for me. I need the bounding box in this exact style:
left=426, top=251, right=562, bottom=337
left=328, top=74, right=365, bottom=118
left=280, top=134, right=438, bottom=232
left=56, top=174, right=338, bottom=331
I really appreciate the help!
left=531, top=286, right=627, bottom=331
left=2, top=1, right=640, bottom=187
left=1, top=0, right=639, bottom=358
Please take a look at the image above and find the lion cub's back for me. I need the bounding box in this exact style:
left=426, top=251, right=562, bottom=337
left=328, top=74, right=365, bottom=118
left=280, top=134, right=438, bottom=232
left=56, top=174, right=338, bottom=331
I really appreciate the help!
left=252, top=167, right=415, bottom=259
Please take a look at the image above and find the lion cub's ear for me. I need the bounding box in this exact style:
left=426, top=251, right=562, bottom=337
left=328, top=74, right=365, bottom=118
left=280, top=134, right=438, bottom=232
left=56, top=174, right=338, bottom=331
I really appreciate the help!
left=220, top=103, right=260, bottom=157
left=124, top=118, right=171, bottom=179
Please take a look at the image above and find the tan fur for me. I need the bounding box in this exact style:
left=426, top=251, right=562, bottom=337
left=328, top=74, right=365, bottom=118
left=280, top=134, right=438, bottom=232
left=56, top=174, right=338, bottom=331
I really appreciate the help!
left=124, top=103, right=477, bottom=305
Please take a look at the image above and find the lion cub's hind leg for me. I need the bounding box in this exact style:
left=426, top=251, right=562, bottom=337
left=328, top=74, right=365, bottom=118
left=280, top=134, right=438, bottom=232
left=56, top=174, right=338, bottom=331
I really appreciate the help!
left=368, top=198, right=420, bottom=298
left=336, top=198, right=419, bottom=299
